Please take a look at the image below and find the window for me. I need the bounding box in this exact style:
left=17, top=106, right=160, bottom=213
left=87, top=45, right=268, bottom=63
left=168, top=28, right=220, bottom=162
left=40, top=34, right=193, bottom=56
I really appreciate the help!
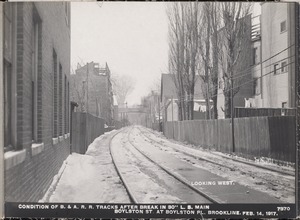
left=280, top=21, right=287, bottom=33
left=252, top=47, right=258, bottom=65
left=274, top=64, right=279, bottom=75
left=53, top=50, right=58, bottom=137
left=282, top=102, right=287, bottom=108
left=4, top=61, right=12, bottom=150
left=281, top=61, right=287, bottom=73
left=67, top=82, right=70, bottom=132
left=32, top=9, right=41, bottom=142
left=65, top=75, right=67, bottom=134
left=4, top=4, right=15, bottom=151
left=4, top=4, right=13, bottom=62
left=253, top=78, right=261, bottom=95
left=59, top=64, right=63, bottom=136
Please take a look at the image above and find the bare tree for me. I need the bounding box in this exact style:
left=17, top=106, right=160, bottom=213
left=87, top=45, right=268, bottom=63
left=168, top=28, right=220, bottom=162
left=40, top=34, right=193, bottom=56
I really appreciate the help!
left=198, top=2, right=212, bottom=120
left=167, top=2, right=185, bottom=121
left=167, top=2, right=201, bottom=121
left=219, top=2, right=252, bottom=118
left=70, top=69, right=86, bottom=112
left=198, top=3, right=222, bottom=120
left=210, top=3, right=222, bottom=119
left=111, top=74, right=135, bottom=106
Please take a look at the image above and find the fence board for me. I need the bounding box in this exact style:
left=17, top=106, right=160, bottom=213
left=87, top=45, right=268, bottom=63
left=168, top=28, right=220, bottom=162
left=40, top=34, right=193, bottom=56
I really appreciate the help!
left=163, top=116, right=295, bottom=163
left=71, top=112, right=105, bottom=154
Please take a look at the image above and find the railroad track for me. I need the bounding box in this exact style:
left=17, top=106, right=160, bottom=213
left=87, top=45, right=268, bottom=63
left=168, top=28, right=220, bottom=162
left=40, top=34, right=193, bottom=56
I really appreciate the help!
left=109, top=127, right=218, bottom=204
left=136, top=126, right=295, bottom=192
left=108, top=127, right=138, bottom=203
left=138, top=126, right=294, bottom=177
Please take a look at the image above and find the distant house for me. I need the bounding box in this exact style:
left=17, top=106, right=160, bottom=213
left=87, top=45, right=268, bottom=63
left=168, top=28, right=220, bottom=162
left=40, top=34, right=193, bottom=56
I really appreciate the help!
left=3, top=2, right=71, bottom=202
left=160, top=74, right=206, bottom=121
left=70, top=62, right=114, bottom=125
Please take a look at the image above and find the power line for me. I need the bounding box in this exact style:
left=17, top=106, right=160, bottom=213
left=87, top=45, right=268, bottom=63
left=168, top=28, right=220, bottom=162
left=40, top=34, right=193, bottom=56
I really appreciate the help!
left=211, top=60, right=295, bottom=99
left=170, top=45, right=295, bottom=99
left=174, top=61, right=295, bottom=102
left=196, top=44, right=294, bottom=84
left=203, top=53, right=295, bottom=96
left=202, top=46, right=295, bottom=95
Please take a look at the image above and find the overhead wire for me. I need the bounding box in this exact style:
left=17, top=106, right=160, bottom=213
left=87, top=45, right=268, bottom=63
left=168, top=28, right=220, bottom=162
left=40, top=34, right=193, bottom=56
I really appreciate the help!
left=174, top=60, right=295, bottom=102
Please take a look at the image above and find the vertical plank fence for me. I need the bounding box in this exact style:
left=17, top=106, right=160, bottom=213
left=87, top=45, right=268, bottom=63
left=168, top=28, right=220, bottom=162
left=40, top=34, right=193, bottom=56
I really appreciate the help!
left=71, top=112, right=105, bottom=154
left=163, top=116, right=295, bottom=163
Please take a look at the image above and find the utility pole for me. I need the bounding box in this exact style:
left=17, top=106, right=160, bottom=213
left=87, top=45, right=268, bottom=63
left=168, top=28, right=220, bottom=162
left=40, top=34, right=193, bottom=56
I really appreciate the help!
left=172, top=96, right=174, bottom=139
left=171, top=96, right=174, bottom=122
left=231, top=75, right=235, bottom=152
left=158, top=94, right=161, bottom=132
left=86, top=62, right=89, bottom=114
left=294, top=2, right=299, bottom=215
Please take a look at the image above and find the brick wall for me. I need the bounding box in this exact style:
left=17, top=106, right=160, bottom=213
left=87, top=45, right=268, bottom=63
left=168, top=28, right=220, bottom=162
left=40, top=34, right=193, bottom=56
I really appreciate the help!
left=296, top=3, right=300, bottom=215
left=4, top=2, right=71, bottom=202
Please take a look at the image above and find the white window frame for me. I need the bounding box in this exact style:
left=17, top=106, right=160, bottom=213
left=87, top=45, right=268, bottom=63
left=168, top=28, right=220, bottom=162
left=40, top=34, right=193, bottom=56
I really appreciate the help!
left=32, top=21, right=39, bottom=142
left=280, top=20, right=287, bottom=33
left=4, top=3, right=17, bottom=151
left=281, top=61, right=288, bottom=73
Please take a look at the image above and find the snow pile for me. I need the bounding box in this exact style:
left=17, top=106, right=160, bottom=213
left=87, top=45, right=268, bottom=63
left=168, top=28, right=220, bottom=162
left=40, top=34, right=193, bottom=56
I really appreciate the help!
left=39, top=158, right=68, bottom=203
left=46, top=130, right=130, bottom=203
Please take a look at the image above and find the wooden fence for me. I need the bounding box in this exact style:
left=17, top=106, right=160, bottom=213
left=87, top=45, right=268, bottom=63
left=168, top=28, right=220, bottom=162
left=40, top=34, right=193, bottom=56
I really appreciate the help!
left=71, top=112, right=105, bottom=154
left=164, top=116, right=295, bottom=163
left=234, top=107, right=296, bottom=118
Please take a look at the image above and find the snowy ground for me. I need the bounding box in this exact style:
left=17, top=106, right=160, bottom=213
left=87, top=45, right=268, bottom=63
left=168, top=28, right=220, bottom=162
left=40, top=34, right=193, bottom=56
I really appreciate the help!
left=137, top=126, right=295, bottom=203
left=110, top=129, right=182, bottom=203
left=110, top=128, right=211, bottom=203
left=43, top=126, right=295, bottom=204
left=45, top=130, right=130, bottom=203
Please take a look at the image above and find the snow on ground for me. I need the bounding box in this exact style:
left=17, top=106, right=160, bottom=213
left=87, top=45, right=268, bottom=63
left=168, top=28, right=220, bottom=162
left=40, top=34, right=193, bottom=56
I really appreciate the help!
left=110, top=128, right=183, bottom=203
left=135, top=126, right=295, bottom=203
left=44, top=125, right=294, bottom=204
left=143, top=126, right=294, bottom=172
left=47, top=130, right=130, bottom=203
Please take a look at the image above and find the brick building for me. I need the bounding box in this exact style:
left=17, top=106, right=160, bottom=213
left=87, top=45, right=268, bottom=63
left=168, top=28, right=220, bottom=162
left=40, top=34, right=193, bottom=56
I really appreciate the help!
left=3, top=2, right=71, bottom=201
left=70, top=62, right=114, bottom=125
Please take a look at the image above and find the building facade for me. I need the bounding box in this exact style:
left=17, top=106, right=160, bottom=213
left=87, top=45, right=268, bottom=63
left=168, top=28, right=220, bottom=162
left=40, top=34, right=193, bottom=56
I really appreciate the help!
left=70, top=62, right=114, bottom=125
left=250, top=3, right=296, bottom=108
left=3, top=2, right=71, bottom=201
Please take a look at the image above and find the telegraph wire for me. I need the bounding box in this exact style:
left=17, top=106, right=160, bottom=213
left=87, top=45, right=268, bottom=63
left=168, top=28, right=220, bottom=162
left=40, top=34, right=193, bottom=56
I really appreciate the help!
left=174, top=61, right=295, bottom=102
left=185, top=55, right=295, bottom=100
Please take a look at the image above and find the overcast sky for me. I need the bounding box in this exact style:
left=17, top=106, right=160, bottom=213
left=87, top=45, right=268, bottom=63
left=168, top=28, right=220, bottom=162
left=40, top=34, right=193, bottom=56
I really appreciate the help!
left=71, top=2, right=169, bottom=106
left=71, top=2, right=261, bottom=106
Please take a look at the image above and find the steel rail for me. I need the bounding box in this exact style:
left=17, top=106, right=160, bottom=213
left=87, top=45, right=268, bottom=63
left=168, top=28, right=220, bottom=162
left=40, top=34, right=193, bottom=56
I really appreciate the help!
left=127, top=127, right=220, bottom=204
left=108, top=127, right=138, bottom=204
left=138, top=127, right=294, bottom=177
left=136, top=127, right=295, bottom=192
